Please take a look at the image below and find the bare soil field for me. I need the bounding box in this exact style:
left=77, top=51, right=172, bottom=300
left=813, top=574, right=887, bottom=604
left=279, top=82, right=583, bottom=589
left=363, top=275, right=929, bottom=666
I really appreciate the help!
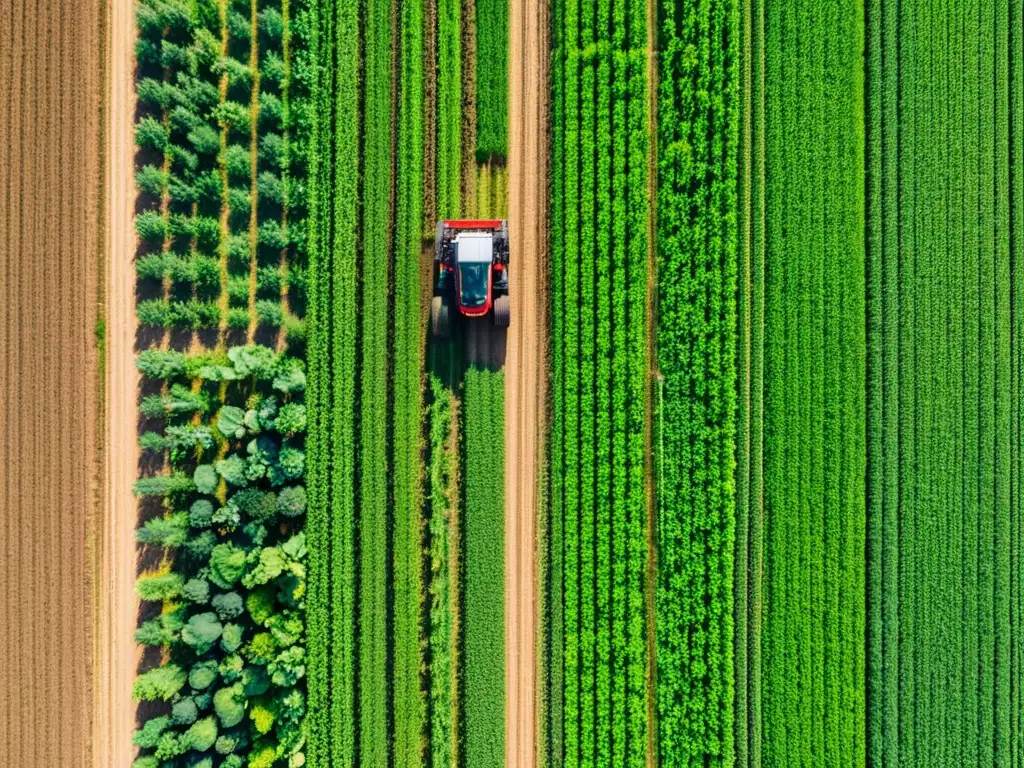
left=0, top=0, right=106, bottom=765
left=505, top=0, right=547, bottom=759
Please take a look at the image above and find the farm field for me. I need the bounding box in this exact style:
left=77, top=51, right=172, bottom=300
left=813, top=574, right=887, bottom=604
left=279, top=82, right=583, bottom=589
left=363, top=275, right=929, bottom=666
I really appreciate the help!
left=0, top=0, right=106, bottom=766
left=4, top=0, right=1024, bottom=764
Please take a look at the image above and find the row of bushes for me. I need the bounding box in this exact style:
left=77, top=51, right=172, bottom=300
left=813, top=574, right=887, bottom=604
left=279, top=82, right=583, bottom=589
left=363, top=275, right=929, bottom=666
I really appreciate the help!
left=132, top=346, right=308, bottom=768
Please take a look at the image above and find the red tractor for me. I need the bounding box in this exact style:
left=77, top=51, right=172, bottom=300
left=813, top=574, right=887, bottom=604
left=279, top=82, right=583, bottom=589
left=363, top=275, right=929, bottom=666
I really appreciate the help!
left=430, top=219, right=510, bottom=338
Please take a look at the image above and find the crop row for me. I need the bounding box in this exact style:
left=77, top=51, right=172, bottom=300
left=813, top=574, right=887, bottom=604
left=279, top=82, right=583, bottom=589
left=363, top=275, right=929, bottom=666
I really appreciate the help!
left=130, top=0, right=312, bottom=765
left=548, top=0, right=650, bottom=756
left=131, top=346, right=309, bottom=768
left=461, top=367, right=506, bottom=766
left=304, top=0, right=426, bottom=762
left=866, top=1, right=1024, bottom=764
left=133, top=0, right=309, bottom=348
left=653, top=0, right=738, bottom=763
left=755, top=2, right=866, bottom=766
left=474, top=0, right=508, bottom=161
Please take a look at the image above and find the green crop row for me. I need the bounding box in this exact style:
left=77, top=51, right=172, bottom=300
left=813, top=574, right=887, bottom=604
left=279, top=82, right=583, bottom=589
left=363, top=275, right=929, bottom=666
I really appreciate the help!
left=755, top=2, right=866, bottom=766
left=134, top=0, right=309, bottom=345
left=305, top=0, right=360, bottom=763
left=866, top=1, right=1024, bottom=764
left=547, top=0, right=651, bottom=756
left=474, top=0, right=508, bottom=161
left=131, top=346, right=309, bottom=768
left=437, top=0, right=463, bottom=218
left=427, top=375, right=457, bottom=768
left=304, top=0, right=428, bottom=762
left=654, top=0, right=738, bottom=763
left=461, top=367, right=506, bottom=767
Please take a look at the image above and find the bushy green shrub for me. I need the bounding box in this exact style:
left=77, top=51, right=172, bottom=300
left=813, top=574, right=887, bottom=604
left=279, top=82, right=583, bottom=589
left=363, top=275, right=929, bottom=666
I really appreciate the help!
left=136, top=513, right=188, bottom=547
left=259, top=8, right=284, bottom=39
left=135, top=210, right=168, bottom=243
left=257, top=173, right=284, bottom=206
left=172, top=697, right=199, bottom=727
left=189, top=123, right=221, bottom=155
left=194, top=169, right=223, bottom=204
left=227, top=308, right=251, bottom=329
left=169, top=105, right=201, bottom=135
left=226, top=10, right=250, bottom=40
left=225, top=145, right=250, bottom=180
left=259, top=133, right=285, bottom=170
left=214, top=56, right=253, bottom=88
left=258, top=93, right=283, bottom=129
left=228, top=187, right=251, bottom=215
left=211, top=593, right=244, bottom=623
left=214, top=683, right=246, bottom=728
left=133, top=716, right=170, bottom=749
left=258, top=220, right=287, bottom=250
left=189, top=499, right=214, bottom=529
left=137, top=349, right=187, bottom=379
left=136, top=164, right=167, bottom=195
left=132, top=473, right=196, bottom=497
left=277, top=486, right=306, bottom=518
left=214, top=101, right=250, bottom=134
left=227, top=234, right=251, bottom=269
left=260, top=50, right=285, bottom=85
left=182, top=578, right=211, bottom=604
left=189, top=660, right=220, bottom=691
left=182, top=612, right=223, bottom=654
left=136, top=116, right=169, bottom=152
left=185, top=716, right=218, bottom=751
left=255, top=300, right=283, bottom=328
left=133, top=664, right=187, bottom=702
left=209, top=544, right=247, bottom=589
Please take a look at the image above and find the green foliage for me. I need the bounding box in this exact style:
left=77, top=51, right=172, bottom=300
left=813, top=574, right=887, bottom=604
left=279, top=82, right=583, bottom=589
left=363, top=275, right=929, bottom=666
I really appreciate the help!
left=136, top=572, right=184, bottom=601
left=135, top=116, right=169, bottom=152
left=189, top=499, right=214, bottom=529
left=137, top=349, right=187, bottom=379
left=212, top=592, right=245, bottom=621
left=132, top=472, right=195, bottom=497
left=228, top=308, right=251, bottom=329
left=136, top=164, right=167, bottom=195
left=474, top=0, right=508, bottom=160
left=172, top=697, right=199, bottom=727
left=259, top=7, right=284, bottom=39
left=136, top=513, right=188, bottom=547
left=225, top=144, right=251, bottom=181
left=140, top=383, right=210, bottom=417
left=135, top=210, right=168, bottom=243
left=194, top=464, right=219, bottom=494
left=182, top=612, right=223, bottom=654
left=134, top=716, right=170, bottom=749
left=258, top=220, right=288, bottom=250
left=274, top=404, right=305, bottom=435
left=184, top=716, right=218, bottom=752
left=189, top=660, right=220, bottom=691
left=277, top=486, right=305, bottom=518
left=214, top=683, right=246, bottom=728
left=182, top=578, right=211, bottom=604
left=133, top=664, right=187, bottom=702
left=209, top=543, right=247, bottom=589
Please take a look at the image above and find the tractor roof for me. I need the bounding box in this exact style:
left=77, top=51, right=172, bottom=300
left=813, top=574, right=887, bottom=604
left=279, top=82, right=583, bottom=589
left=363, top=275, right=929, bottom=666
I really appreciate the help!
left=453, top=232, right=493, bottom=263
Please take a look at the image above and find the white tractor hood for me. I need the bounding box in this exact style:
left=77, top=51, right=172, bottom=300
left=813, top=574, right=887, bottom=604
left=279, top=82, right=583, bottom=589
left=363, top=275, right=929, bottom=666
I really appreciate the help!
left=453, top=232, right=494, bottom=263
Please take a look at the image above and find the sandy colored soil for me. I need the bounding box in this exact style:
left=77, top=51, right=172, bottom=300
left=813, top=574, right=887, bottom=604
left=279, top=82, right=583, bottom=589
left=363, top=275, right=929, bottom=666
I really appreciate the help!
left=505, top=0, right=547, bottom=759
left=94, top=0, right=138, bottom=765
left=0, top=0, right=105, bottom=764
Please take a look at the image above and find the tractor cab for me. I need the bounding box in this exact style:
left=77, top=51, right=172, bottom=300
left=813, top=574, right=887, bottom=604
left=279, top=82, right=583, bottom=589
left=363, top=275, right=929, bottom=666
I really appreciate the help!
left=431, top=219, right=510, bottom=338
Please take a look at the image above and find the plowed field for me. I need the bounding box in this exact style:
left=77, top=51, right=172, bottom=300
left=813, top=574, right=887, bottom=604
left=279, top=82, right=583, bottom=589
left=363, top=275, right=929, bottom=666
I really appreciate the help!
left=0, top=0, right=106, bottom=766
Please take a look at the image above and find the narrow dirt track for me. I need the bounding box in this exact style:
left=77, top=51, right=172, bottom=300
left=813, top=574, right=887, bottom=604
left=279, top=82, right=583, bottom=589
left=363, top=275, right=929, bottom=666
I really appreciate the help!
left=505, top=0, right=547, bottom=760
left=95, top=0, right=137, bottom=765
left=0, top=0, right=105, bottom=765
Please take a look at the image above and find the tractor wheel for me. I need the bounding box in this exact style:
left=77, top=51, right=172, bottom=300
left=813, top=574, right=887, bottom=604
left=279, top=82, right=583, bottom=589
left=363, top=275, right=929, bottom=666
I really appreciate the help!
left=493, top=295, right=510, bottom=328
left=431, top=295, right=451, bottom=339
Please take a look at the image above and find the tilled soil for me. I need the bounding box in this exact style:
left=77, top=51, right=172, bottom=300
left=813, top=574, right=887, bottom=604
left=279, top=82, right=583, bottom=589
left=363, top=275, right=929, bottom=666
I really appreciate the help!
left=505, top=0, right=547, bottom=760
left=0, top=0, right=105, bottom=765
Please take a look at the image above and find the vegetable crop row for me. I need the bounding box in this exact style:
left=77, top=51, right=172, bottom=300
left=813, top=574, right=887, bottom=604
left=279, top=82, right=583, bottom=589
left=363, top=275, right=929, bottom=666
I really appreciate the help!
left=474, top=0, right=508, bottom=161
left=547, top=0, right=651, bottom=756
left=461, top=367, right=506, bottom=767
left=653, top=0, right=738, bottom=763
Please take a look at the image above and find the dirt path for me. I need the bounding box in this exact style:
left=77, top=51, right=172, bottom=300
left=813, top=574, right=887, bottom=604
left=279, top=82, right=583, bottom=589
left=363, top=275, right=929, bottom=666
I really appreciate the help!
left=94, top=0, right=138, bottom=765
left=0, top=0, right=105, bottom=764
left=505, top=0, right=547, bottom=758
